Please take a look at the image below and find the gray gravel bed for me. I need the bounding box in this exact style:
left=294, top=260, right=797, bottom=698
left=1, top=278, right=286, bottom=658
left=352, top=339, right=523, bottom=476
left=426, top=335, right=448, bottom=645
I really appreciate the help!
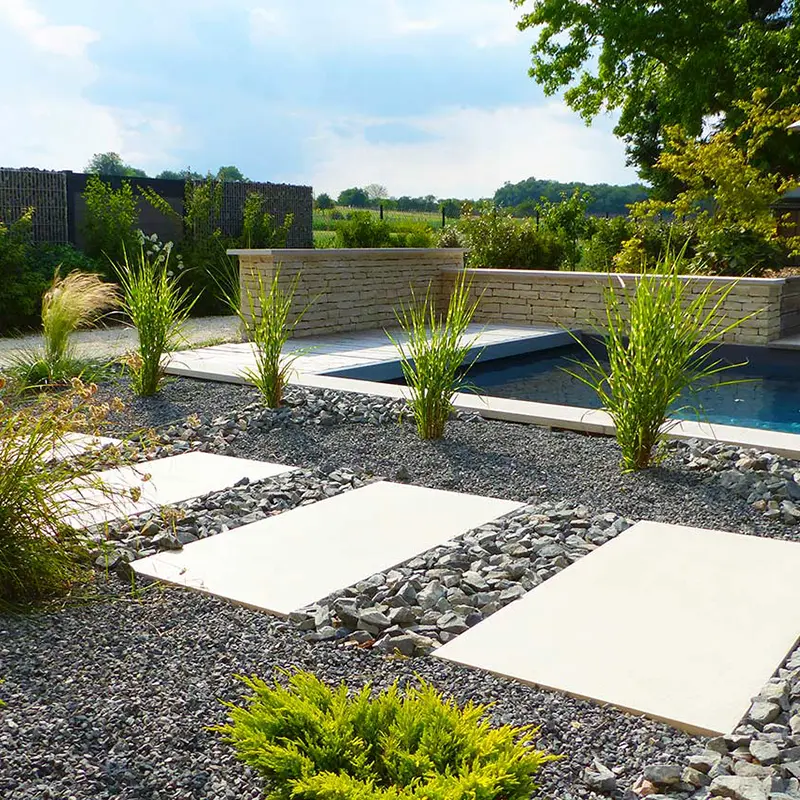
left=0, top=578, right=700, bottom=800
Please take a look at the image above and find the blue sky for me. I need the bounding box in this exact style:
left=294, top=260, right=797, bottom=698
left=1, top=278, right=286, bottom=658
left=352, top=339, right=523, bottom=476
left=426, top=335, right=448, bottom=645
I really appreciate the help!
left=0, top=0, right=639, bottom=198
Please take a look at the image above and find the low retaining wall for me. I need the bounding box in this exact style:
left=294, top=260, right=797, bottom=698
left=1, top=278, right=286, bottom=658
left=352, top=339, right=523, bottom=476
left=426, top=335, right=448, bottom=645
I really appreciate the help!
left=440, top=268, right=800, bottom=346
left=230, top=248, right=465, bottom=337
left=230, top=250, right=799, bottom=346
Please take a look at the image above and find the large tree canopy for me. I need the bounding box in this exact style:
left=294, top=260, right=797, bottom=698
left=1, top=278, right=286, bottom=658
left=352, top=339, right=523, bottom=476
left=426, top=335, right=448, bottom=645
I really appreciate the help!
left=513, top=0, right=799, bottom=190
left=85, top=152, right=147, bottom=178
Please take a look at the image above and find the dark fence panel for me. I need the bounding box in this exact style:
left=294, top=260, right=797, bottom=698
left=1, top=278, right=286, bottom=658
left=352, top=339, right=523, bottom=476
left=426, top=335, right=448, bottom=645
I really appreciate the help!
left=0, top=169, right=68, bottom=242
left=0, top=169, right=313, bottom=248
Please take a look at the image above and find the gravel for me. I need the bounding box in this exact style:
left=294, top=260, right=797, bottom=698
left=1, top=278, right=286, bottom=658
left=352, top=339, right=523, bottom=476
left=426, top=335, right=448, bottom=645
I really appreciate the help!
left=4, top=376, right=800, bottom=799
left=0, top=578, right=700, bottom=800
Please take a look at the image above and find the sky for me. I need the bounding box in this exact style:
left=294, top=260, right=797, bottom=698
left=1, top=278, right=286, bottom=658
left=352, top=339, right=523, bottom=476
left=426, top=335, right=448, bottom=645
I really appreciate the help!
left=0, top=0, right=640, bottom=199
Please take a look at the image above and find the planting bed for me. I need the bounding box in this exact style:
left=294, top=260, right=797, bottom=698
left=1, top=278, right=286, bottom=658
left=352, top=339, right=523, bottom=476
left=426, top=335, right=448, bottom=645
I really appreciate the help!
left=3, top=375, right=800, bottom=800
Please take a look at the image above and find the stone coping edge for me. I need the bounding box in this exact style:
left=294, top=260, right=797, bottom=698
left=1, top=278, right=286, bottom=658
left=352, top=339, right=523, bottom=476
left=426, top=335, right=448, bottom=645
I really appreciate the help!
left=441, top=266, right=795, bottom=286
left=228, top=248, right=467, bottom=256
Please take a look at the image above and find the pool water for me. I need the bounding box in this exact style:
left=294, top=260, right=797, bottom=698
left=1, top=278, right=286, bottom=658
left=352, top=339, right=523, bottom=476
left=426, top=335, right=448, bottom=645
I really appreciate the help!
left=463, top=344, right=800, bottom=435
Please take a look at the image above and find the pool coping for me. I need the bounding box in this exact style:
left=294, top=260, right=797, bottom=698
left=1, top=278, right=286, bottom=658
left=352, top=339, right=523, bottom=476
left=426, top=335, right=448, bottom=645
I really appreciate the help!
left=171, top=357, right=800, bottom=460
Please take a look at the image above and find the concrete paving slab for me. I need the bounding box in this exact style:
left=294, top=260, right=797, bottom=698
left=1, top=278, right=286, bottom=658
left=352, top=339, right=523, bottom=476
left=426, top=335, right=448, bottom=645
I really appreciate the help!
left=164, top=324, right=569, bottom=382
left=63, top=451, right=296, bottom=527
left=434, top=521, right=800, bottom=736
left=49, top=432, right=123, bottom=461
left=132, top=481, right=522, bottom=615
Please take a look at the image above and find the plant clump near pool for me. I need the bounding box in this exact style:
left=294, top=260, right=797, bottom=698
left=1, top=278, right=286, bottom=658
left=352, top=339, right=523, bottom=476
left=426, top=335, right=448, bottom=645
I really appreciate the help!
left=217, top=670, right=556, bottom=800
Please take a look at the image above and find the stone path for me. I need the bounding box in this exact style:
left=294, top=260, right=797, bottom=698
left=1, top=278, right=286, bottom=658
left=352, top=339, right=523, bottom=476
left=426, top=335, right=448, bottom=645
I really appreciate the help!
left=0, top=315, right=241, bottom=367
left=435, top=520, right=800, bottom=736
left=132, top=481, right=521, bottom=616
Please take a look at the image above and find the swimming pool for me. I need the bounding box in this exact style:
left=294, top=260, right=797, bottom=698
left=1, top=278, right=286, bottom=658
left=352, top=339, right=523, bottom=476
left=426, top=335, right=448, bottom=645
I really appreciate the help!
left=462, top=342, right=800, bottom=435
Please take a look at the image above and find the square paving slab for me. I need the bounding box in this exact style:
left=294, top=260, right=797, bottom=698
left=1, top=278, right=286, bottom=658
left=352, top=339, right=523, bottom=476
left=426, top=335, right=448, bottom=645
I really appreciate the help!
left=63, top=452, right=296, bottom=527
left=434, top=521, right=800, bottom=736
left=132, top=481, right=522, bottom=615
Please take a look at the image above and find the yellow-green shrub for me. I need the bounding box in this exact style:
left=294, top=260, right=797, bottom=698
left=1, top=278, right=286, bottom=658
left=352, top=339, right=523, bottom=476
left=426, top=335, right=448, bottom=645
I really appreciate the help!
left=217, top=670, right=556, bottom=800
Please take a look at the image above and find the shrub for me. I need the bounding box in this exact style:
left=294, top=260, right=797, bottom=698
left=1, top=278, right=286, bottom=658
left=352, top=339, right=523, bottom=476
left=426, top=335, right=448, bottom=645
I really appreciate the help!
left=567, top=251, right=754, bottom=472
left=581, top=216, right=634, bottom=271
left=0, top=210, right=52, bottom=334
left=335, top=211, right=393, bottom=248
left=389, top=271, right=480, bottom=440
left=458, top=205, right=566, bottom=270
left=81, top=175, right=140, bottom=269
left=8, top=270, right=118, bottom=389
left=693, top=225, right=783, bottom=276
left=399, top=222, right=434, bottom=248
left=217, top=670, right=556, bottom=800
left=536, top=189, right=593, bottom=268
left=0, top=377, right=122, bottom=608
left=240, top=267, right=310, bottom=407
left=116, top=245, right=195, bottom=396
left=242, top=192, right=294, bottom=248
left=437, top=224, right=466, bottom=248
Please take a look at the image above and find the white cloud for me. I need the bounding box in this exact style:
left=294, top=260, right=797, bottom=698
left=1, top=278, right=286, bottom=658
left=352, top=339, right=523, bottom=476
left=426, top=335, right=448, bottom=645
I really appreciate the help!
left=246, top=0, right=523, bottom=49
left=0, top=0, right=182, bottom=172
left=303, top=104, right=638, bottom=198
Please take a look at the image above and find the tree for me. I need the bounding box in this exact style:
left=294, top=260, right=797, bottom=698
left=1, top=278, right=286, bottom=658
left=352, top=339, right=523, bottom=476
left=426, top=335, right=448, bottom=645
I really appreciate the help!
left=315, top=193, right=335, bottom=210
left=337, top=187, right=369, bottom=208
left=155, top=168, right=204, bottom=181
left=364, top=183, right=389, bottom=201
left=85, top=152, right=148, bottom=178
left=631, top=85, right=800, bottom=274
left=513, top=0, right=800, bottom=189
left=216, top=165, right=248, bottom=182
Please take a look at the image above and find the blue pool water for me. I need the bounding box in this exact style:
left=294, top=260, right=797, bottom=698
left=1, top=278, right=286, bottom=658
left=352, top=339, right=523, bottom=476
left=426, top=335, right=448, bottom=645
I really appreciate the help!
left=463, top=344, right=800, bottom=435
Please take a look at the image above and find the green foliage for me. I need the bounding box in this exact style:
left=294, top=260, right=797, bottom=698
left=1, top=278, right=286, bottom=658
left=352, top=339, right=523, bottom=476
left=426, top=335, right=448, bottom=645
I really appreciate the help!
left=537, top=189, right=593, bottom=268
left=495, top=177, right=647, bottom=216
left=335, top=212, right=393, bottom=248
left=0, top=210, right=48, bottom=333
left=389, top=272, right=480, bottom=440
left=217, top=670, right=555, bottom=800
left=580, top=217, right=635, bottom=272
left=566, top=253, right=754, bottom=472
left=694, top=225, right=784, bottom=277
left=513, top=0, right=800, bottom=183
left=116, top=245, right=195, bottom=396
left=240, top=267, right=311, bottom=407
left=631, top=86, right=800, bottom=275
left=81, top=176, right=141, bottom=268
left=216, top=165, right=248, bottom=182
left=457, top=204, right=566, bottom=270
left=242, top=193, right=294, bottom=248
left=85, top=151, right=148, bottom=177
left=400, top=223, right=434, bottom=248
left=0, top=378, right=121, bottom=608
left=316, top=193, right=335, bottom=211
left=337, top=187, right=370, bottom=208
left=437, top=225, right=466, bottom=248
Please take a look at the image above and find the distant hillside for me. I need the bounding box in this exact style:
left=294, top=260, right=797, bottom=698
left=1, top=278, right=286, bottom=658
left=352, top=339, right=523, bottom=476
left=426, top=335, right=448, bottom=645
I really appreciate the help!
left=494, top=177, right=649, bottom=216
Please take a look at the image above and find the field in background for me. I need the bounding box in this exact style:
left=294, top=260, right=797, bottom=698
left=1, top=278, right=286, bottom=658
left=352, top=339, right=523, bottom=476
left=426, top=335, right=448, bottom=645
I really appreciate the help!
left=313, top=206, right=446, bottom=232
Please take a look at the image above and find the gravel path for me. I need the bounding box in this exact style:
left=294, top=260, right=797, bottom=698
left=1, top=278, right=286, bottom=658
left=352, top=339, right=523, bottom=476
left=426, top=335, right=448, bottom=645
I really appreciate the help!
left=2, top=376, right=799, bottom=800
left=0, top=316, right=241, bottom=366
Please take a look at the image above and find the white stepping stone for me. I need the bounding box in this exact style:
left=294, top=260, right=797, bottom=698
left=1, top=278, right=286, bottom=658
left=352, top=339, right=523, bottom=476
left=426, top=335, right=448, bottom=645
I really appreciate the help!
left=434, top=521, right=800, bottom=736
left=49, top=432, right=122, bottom=461
left=132, top=481, right=522, bottom=615
left=63, top=451, right=296, bottom=527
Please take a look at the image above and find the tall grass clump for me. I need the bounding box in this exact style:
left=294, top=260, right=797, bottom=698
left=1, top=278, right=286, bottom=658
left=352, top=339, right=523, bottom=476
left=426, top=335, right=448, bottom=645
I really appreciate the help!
left=216, top=670, right=557, bottom=800
left=116, top=245, right=195, bottom=396
left=9, top=270, right=118, bottom=388
left=240, top=267, right=311, bottom=407
left=389, top=271, right=480, bottom=439
left=0, top=377, right=122, bottom=608
left=567, top=252, right=754, bottom=472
